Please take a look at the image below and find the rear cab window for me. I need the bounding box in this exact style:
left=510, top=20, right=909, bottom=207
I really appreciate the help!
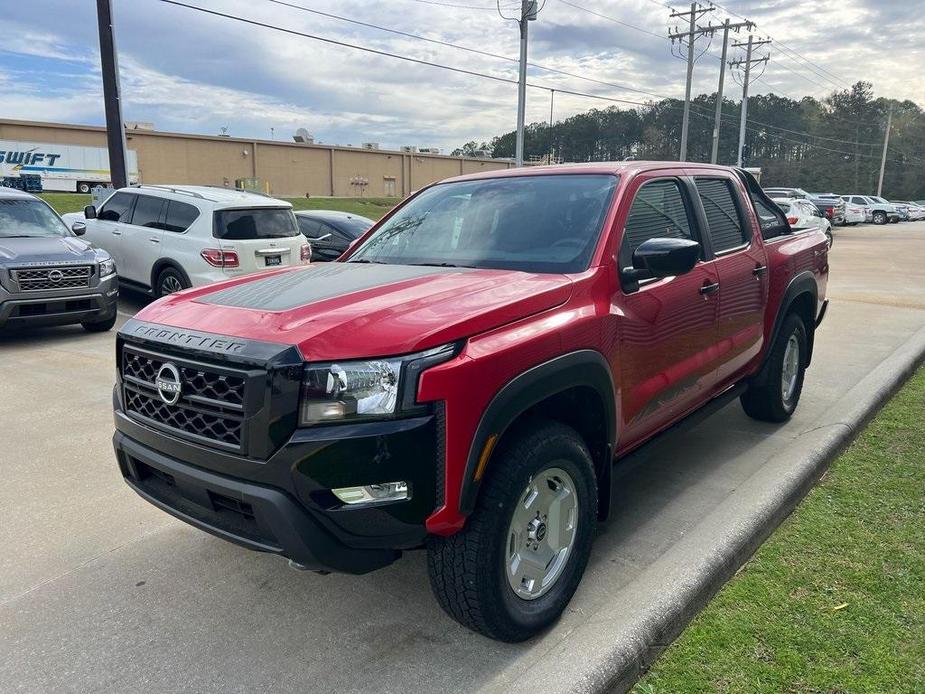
left=214, top=207, right=299, bottom=240
left=694, top=178, right=749, bottom=253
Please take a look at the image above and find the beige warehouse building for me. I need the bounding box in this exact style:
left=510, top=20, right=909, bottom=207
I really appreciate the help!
left=0, top=118, right=512, bottom=197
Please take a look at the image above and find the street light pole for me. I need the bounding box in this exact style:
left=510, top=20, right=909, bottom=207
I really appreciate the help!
left=514, top=0, right=537, bottom=167
left=876, top=104, right=893, bottom=197
left=95, top=0, right=129, bottom=189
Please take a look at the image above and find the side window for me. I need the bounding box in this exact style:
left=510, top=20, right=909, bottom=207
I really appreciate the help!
left=163, top=200, right=199, bottom=232
left=297, top=217, right=322, bottom=237
left=619, top=179, right=695, bottom=269
left=751, top=198, right=788, bottom=239
left=695, top=178, right=748, bottom=253
left=851, top=197, right=866, bottom=206
left=98, top=192, right=136, bottom=222
left=130, top=195, right=166, bottom=229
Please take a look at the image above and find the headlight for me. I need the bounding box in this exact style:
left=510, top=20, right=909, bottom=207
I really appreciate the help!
left=298, top=344, right=457, bottom=426
left=99, top=258, right=116, bottom=278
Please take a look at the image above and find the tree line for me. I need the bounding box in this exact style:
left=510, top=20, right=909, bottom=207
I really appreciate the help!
left=453, top=82, right=925, bottom=199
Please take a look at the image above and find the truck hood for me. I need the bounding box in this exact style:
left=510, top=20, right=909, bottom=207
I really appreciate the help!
left=135, top=262, right=574, bottom=359
left=0, top=235, right=98, bottom=267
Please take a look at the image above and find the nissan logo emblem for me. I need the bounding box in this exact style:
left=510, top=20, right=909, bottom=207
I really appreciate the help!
left=48, top=269, right=64, bottom=283
left=155, top=363, right=183, bottom=405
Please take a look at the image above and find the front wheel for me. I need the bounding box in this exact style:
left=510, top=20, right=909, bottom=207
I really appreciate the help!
left=825, top=229, right=834, bottom=248
left=81, top=314, right=117, bottom=333
left=741, top=313, right=808, bottom=422
left=872, top=211, right=887, bottom=225
left=426, top=420, right=597, bottom=642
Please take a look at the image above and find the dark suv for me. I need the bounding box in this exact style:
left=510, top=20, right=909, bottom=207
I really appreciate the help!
left=0, top=189, right=118, bottom=332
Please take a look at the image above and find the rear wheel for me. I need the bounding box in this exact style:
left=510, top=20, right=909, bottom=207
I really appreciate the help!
left=81, top=314, right=117, bottom=332
left=741, top=312, right=808, bottom=423
left=77, top=181, right=92, bottom=194
left=426, top=420, right=597, bottom=642
left=155, top=266, right=189, bottom=298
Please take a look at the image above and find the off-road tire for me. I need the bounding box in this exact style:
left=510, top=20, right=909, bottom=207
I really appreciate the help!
left=426, top=419, right=597, bottom=642
left=155, top=266, right=189, bottom=298
left=81, top=314, right=117, bottom=332
left=741, top=312, right=808, bottom=422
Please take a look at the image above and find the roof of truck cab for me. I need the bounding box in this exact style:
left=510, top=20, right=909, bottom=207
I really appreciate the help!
left=0, top=187, right=36, bottom=200
left=437, top=161, right=738, bottom=185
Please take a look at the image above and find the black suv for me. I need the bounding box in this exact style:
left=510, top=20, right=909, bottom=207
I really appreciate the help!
left=0, top=189, right=119, bottom=332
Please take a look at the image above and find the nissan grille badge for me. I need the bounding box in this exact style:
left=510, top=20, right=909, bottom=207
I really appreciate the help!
left=47, top=269, right=64, bottom=283
left=155, top=363, right=183, bottom=405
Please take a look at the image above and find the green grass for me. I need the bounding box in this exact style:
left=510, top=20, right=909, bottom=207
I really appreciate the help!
left=40, top=192, right=399, bottom=221
left=39, top=193, right=91, bottom=215
left=636, top=366, right=925, bottom=694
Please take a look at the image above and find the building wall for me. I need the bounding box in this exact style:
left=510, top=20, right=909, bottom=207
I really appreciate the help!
left=0, top=119, right=512, bottom=197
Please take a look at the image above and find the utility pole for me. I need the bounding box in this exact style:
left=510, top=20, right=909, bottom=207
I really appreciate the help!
left=730, top=35, right=770, bottom=168
left=876, top=104, right=893, bottom=197
left=95, top=0, right=129, bottom=189
left=547, top=89, right=555, bottom=164
left=669, top=3, right=714, bottom=162
left=707, top=18, right=753, bottom=163
left=515, top=0, right=538, bottom=167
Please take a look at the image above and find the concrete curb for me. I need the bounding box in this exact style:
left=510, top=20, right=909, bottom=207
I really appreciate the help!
left=491, top=322, right=925, bottom=694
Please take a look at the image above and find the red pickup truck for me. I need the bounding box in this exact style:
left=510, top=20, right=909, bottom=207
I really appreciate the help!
left=113, top=162, right=828, bottom=641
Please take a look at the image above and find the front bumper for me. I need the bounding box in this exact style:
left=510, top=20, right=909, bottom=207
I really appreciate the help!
left=0, top=274, right=118, bottom=329
left=114, top=402, right=440, bottom=574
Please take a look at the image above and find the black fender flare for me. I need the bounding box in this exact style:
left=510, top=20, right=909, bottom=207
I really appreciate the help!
left=458, top=349, right=617, bottom=517
left=756, top=271, right=818, bottom=383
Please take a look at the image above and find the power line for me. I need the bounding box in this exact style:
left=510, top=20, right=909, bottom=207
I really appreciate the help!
left=556, top=0, right=669, bottom=41
left=259, top=0, right=682, bottom=104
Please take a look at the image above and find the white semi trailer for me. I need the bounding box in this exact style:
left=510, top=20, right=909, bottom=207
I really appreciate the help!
left=0, top=140, right=139, bottom=193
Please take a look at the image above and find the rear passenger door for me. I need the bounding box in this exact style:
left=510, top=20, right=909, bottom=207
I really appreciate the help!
left=157, top=200, right=201, bottom=284
left=121, top=194, right=166, bottom=285
left=692, top=175, right=769, bottom=384
left=615, top=175, right=722, bottom=447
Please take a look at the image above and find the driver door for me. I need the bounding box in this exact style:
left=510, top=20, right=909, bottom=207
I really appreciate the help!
left=612, top=174, right=721, bottom=450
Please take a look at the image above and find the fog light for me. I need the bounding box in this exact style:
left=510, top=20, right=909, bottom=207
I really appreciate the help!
left=332, top=481, right=409, bottom=505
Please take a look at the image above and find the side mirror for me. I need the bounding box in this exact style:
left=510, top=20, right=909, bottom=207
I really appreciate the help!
left=71, top=221, right=87, bottom=236
left=622, top=238, right=701, bottom=283
left=84, top=205, right=97, bottom=220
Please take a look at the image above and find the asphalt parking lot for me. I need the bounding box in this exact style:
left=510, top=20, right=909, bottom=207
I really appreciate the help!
left=2, top=223, right=924, bottom=694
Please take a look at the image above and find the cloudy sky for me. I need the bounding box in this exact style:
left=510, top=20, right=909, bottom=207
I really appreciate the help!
left=2, top=0, right=922, bottom=151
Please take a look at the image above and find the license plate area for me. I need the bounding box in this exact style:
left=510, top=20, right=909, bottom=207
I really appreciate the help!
left=264, top=255, right=282, bottom=266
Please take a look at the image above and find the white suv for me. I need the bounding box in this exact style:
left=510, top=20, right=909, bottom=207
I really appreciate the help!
left=63, top=185, right=310, bottom=297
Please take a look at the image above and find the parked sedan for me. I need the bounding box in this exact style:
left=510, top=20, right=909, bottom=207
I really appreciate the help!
left=294, top=210, right=374, bottom=261
left=773, top=197, right=833, bottom=247
left=891, top=201, right=925, bottom=221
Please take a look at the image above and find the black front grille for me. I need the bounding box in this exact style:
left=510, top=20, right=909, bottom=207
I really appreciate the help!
left=121, top=347, right=250, bottom=452
left=12, top=265, right=92, bottom=291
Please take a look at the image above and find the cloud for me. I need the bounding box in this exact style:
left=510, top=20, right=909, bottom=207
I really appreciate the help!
left=0, top=0, right=922, bottom=150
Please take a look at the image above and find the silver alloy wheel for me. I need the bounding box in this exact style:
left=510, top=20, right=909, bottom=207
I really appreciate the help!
left=781, top=334, right=801, bottom=405
left=505, top=466, right=578, bottom=601
left=161, top=274, right=183, bottom=295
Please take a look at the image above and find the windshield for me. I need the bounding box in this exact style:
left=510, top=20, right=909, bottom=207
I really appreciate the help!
left=0, top=198, right=71, bottom=238
left=349, top=174, right=617, bottom=273
left=213, top=208, right=299, bottom=240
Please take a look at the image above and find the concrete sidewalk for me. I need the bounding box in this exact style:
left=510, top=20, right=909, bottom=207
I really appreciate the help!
left=2, top=225, right=924, bottom=694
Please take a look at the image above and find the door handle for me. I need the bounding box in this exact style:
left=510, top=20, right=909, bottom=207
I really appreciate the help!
left=111, top=230, right=122, bottom=236
left=700, top=281, right=720, bottom=295
left=149, top=237, right=160, bottom=244
left=752, top=264, right=768, bottom=277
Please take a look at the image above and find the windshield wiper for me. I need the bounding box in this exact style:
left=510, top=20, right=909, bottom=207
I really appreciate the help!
left=347, top=258, right=387, bottom=264
left=407, top=261, right=459, bottom=268
left=0, top=235, right=43, bottom=239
